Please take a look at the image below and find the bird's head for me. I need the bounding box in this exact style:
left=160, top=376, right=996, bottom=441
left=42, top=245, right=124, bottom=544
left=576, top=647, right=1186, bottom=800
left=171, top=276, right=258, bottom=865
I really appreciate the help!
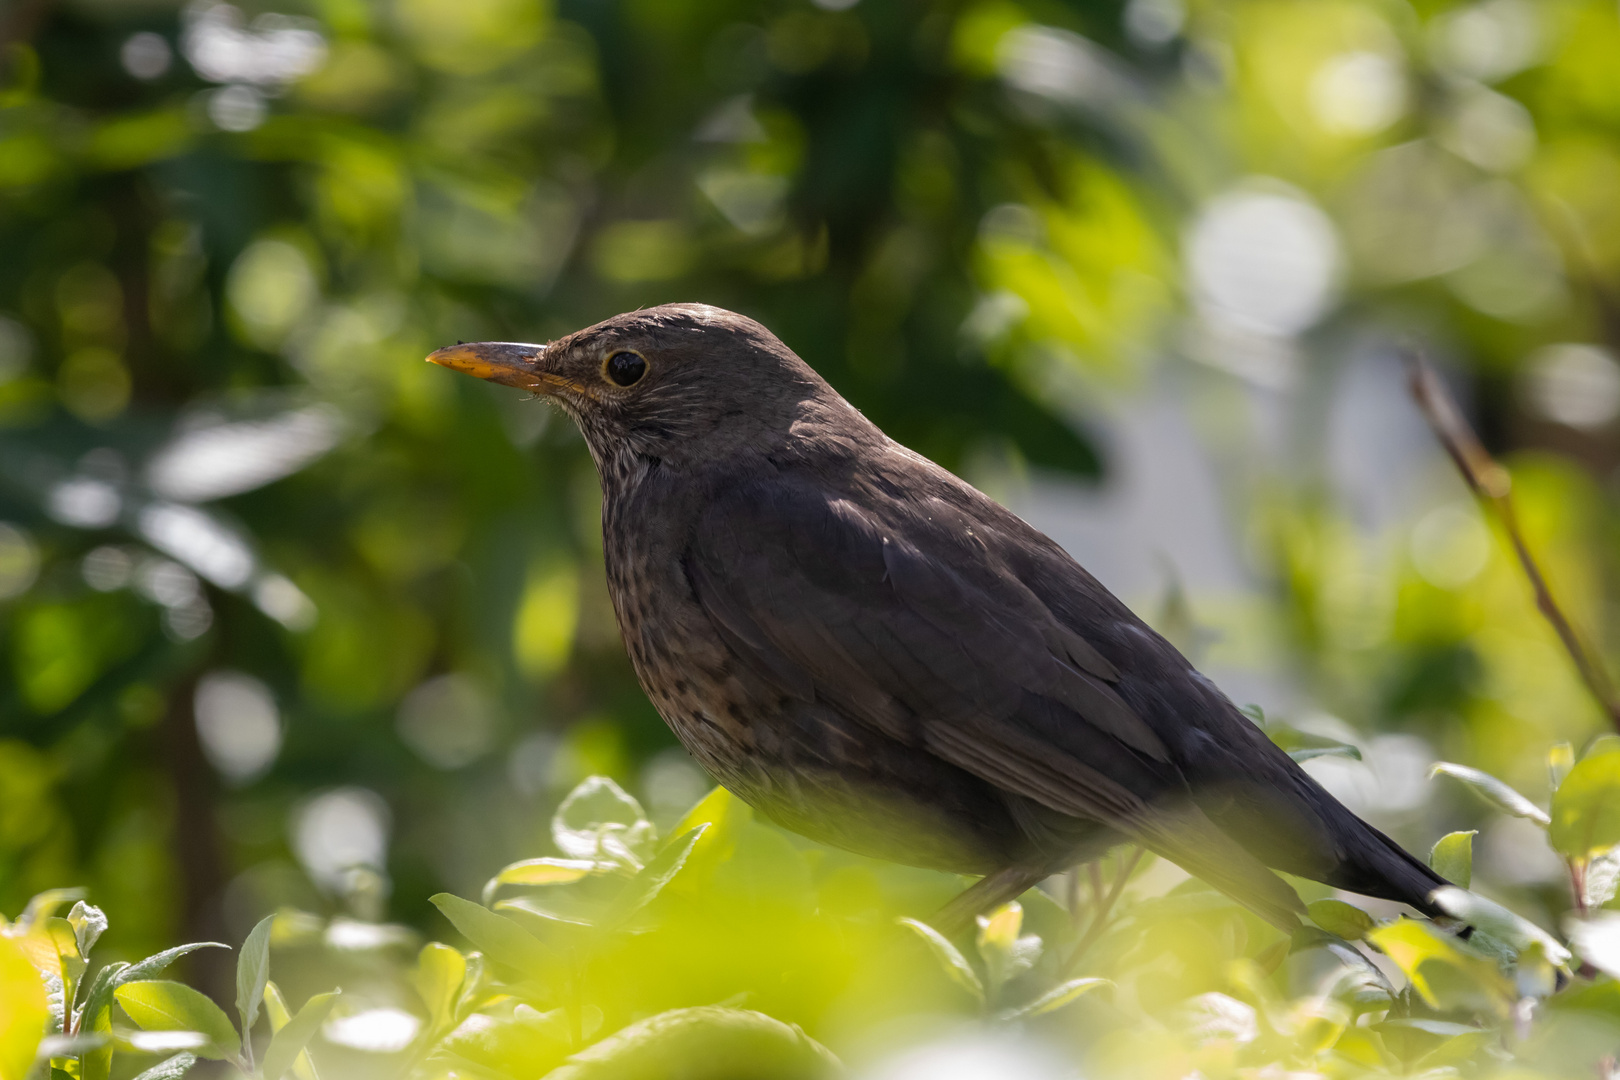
left=427, top=303, right=841, bottom=473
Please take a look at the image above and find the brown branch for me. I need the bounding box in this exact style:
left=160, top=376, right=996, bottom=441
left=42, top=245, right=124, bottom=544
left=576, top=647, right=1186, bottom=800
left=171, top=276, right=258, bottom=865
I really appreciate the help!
left=1405, top=350, right=1620, bottom=733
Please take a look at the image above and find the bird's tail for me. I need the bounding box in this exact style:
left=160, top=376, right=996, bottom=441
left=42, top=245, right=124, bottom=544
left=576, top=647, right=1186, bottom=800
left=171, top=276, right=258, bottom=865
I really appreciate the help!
left=1131, top=804, right=1308, bottom=933
left=1320, top=816, right=1452, bottom=918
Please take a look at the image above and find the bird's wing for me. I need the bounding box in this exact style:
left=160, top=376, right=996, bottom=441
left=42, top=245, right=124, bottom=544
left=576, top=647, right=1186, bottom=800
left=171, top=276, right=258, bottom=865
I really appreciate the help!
left=684, top=476, right=1304, bottom=929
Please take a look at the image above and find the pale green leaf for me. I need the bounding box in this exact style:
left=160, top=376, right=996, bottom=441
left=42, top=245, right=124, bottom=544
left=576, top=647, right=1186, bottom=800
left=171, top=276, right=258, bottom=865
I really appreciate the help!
left=129, top=1053, right=197, bottom=1080
left=413, top=943, right=466, bottom=1032
left=1549, top=742, right=1575, bottom=791
left=236, top=914, right=275, bottom=1037
left=480, top=858, right=599, bottom=905
left=898, top=918, right=984, bottom=1003
left=122, top=943, right=230, bottom=984
left=1366, top=919, right=1511, bottom=1011
left=115, top=981, right=240, bottom=1061
left=1587, top=850, right=1620, bottom=908
left=1001, top=977, right=1111, bottom=1020
left=430, top=894, right=559, bottom=981
left=1307, top=898, right=1375, bottom=940
left=1550, top=747, right=1620, bottom=857
left=264, top=983, right=321, bottom=1080
left=18, top=889, right=87, bottom=932
left=552, top=776, right=656, bottom=871
left=73, top=961, right=127, bottom=1036
left=602, top=825, right=709, bottom=929
left=543, top=1007, right=839, bottom=1080
left=1430, top=762, right=1549, bottom=825
left=66, top=902, right=107, bottom=961
left=1429, top=830, right=1476, bottom=889
left=1287, top=745, right=1362, bottom=763
left=1429, top=887, right=1571, bottom=966
left=261, top=990, right=338, bottom=1080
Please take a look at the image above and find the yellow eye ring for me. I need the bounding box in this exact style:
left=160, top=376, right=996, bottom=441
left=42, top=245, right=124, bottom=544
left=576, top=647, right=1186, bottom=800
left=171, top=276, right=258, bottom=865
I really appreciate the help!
left=602, top=350, right=648, bottom=387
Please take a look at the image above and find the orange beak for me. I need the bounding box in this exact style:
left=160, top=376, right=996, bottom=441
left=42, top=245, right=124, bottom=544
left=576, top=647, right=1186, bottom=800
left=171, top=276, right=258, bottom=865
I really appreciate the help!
left=426, top=341, right=552, bottom=392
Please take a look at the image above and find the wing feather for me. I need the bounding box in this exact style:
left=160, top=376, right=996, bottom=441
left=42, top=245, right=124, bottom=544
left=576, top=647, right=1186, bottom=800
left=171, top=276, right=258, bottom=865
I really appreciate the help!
left=685, top=476, right=1304, bottom=929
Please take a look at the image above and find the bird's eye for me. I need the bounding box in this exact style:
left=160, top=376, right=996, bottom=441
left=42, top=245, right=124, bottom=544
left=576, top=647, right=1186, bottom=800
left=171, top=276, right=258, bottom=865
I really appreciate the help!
left=604, top=351, right=647, bottom=387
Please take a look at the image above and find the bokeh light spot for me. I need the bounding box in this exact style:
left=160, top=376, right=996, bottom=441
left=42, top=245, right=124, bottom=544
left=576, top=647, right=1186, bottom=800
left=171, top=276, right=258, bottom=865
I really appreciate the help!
left=396, top=674, right=500, bottom=770
left=1411, top=503, right=1491, bottom=590
left=121, top=33, right=173, bottom=80
left=195, top=670, right=282, bottom=784
left=0, top=523, right=40, bottom=600
left=1186, top=183, right=1341, bottom=337
left=293, top=787, right=391, bottom=892
left=1525, top=343, right=1620, bottom=429
left=1309, top=51, right=1405, bottom=136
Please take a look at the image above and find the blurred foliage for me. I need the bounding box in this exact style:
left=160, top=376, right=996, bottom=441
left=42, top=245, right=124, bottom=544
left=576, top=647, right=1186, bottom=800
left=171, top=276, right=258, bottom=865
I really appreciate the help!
left=7, top=0, right=1620, bottom=1072
left=15, top=774, right=1620, bottom=1078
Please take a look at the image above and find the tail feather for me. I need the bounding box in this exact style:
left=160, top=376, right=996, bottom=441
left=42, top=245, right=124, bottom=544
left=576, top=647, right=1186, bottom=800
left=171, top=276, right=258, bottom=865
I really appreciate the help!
left=1132, top=805, right=1307, bottom=933
left=1323, top=820, right=1451, bottom=917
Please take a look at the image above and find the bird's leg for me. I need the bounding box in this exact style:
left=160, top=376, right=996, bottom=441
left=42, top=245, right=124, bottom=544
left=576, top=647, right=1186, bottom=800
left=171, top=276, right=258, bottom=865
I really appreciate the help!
left=930, top=865, right=1049, bottom=937
left=1063, top=846, right=1144, bottom=975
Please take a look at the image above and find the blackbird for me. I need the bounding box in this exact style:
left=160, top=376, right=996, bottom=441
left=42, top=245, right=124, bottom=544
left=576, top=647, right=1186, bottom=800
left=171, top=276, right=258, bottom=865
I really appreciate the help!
left=428, top=304, right=1449, bottom=932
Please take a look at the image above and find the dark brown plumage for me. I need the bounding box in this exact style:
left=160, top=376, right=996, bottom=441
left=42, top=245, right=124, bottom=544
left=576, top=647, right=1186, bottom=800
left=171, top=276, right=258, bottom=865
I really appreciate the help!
left=427, top=304, right=1449, bottom=932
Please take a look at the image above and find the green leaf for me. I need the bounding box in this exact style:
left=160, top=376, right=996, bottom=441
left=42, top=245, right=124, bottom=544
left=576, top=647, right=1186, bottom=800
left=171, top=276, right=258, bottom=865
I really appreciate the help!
left=975, top=902, right=1041, bottom=995
left=1428, top=887, right=1571, bottom=967
left=122, top=943, right=230, bottom=984
left=1429, top=830, right=1476, bottom=889
left=18, top=889, right=87, bottom=932
left=1287, top=745, right=1362, bottom=763
left=414, top=943, right=466, bottom=1032
left=552, top=776, right=656, bottom=871
left=129, top=1054, right=197, bottom=1080
left=261, top=991, right=338, bottom=1080
left=1550, top=746, right=1620, bottom=857
left=66, top=902, right=107, bottom=961
left=1374, top=1018, right=1491, bottom=1067
left=73, top=961, right=127, bottom=1036
left=236, top=914, right=275, bottom=1038
left=481, top=859, right=599, bottom=905
left=0, top=934, right=48, bottom=1080
left=1549, top=742, right=1575, bottom=791
left=1366, top=920, right=1511, bottom=1011
left=543, top=1007, right=839, bottom=1080
left=430, top=894, right=559, bottom=981
left=1587, top=850, right=1620, bottom=908
left=601, top=825, right=708, bottom=929
left=1307, top=898, right=1375, bottom=940
left=1430, top=762, right=1549, bottom=825
left=262, top=983, right=321, bottom=1080
left=1415, top=1029, right=1495, bottom=1070
left=1259, top=717, right=1361, bottom=761
left=897, top=918, right=984, bottom=1003
left=114, top=981, right=240, bottom=1061
left=496, top=894, right=600, bottom=932
left=1000, top=977, right=1111, bottom=1020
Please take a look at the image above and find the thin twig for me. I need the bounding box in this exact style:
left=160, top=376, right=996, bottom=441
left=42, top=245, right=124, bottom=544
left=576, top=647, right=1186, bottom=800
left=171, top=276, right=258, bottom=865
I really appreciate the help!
left=1570, top=858, right=1589, bottom=917
left=1405, top=350, right=1620, bottom=733
left=1063, top=847, right=1144, bottom=975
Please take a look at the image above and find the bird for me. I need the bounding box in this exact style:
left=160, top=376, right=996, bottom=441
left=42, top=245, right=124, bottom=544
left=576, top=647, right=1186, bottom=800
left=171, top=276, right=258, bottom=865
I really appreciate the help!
left=427, top=303, right=1450, bottom=934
